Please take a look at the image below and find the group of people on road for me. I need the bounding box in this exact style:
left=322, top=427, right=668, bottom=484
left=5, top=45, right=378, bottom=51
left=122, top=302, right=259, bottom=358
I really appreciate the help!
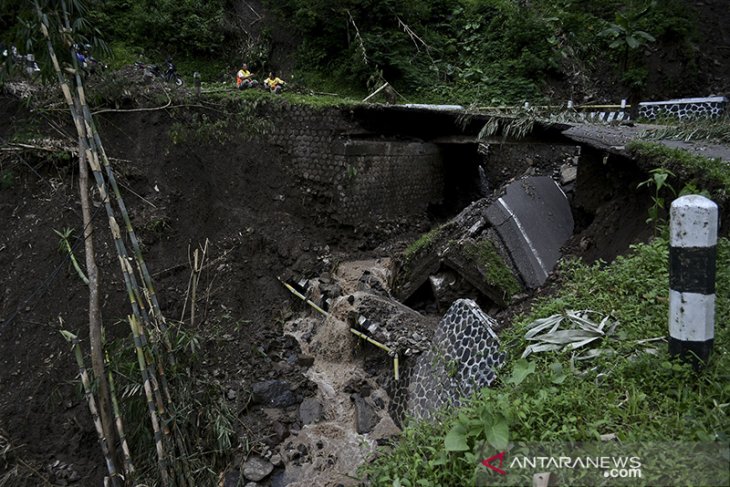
left=236, top=63, right=286, bottom=94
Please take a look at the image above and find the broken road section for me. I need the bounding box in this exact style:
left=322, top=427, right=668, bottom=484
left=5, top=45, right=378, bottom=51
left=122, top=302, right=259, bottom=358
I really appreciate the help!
left=391, top=176, right=575, bottom=311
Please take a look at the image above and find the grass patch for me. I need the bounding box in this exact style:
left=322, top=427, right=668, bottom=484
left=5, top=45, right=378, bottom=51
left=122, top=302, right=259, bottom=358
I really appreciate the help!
left=462, top=238, right=521, bottom=298
left=404, top=226, right=443, bottom=261
left=363, top=236, right=730, bottom=485
left=200, top=82, right=361, bottom=109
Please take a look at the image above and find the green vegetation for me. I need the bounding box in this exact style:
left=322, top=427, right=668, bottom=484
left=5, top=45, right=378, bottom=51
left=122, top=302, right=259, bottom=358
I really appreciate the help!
left=640, top=116, right=730, bottom=145
left=364, top=236, right=730, bottom=485
left=1, top=0, right=699, bottom=102
left=54, top=227, right=89, bottom=285
left=0, top=169, right=14, bottom=190
left=262, top=0, right=696, bottom=102
left=636, top=167, right=676, bottom=231
left=404, top=226, right=443, bottom=261
left=105, top=327, right=237, bottom=485
left=628, top=141, right=730, bottom=201
left=203, top=84, right=361, bottom=108
left=167, top=101, right=273, bottom=146
left=85, top=0, right=229, bottom=57
left=463, top=238, right=521, bottom=299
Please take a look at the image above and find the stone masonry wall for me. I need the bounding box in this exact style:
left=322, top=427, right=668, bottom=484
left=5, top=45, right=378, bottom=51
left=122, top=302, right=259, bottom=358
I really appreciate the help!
left=638, top=96, right=727, bottom=121
left=265, top=104, right=444, bottom=225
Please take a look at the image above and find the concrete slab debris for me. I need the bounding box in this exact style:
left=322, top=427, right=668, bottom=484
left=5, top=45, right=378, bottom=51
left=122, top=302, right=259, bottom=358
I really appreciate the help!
left=485, top=176, right=574, bottom=288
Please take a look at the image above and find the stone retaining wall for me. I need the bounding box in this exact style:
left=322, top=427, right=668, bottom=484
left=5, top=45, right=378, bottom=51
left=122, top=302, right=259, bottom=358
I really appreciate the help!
left=573, top=96, right=727, bottom=122
left=266, top=105, right=444, bottom=224
left=638, top=96, right=727, bottom=121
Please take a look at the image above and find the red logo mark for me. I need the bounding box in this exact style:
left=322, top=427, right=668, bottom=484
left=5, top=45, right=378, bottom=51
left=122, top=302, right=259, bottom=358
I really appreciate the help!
left=482, top=451, right=507, bottom=475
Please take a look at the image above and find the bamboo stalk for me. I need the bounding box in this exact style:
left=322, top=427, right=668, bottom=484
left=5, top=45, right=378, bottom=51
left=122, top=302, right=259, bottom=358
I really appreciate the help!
left=190, top=249, right=199, bottom=328
left=189, top=240, right=208, bottom=329
left=128, top=316, right=171, bottom=487
left=39, top=3, right=184, bottom=484
left=60, top=331, right=121, bottom=486
left=277, top=278, right=329, bottom=316
left=104, top=351, right=136, bottom=479
left=36, top=3, right=122, bottom=474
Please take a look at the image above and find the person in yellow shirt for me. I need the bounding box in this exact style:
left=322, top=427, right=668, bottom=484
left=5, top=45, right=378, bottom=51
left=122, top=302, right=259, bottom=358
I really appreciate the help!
left=236, top=63, right=258, bottom=89
left=264, top=71, right=286, bottom=94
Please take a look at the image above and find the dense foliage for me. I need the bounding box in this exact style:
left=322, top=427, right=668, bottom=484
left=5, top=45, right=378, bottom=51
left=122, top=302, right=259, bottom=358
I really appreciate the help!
left=264, top=0, right=697, bottom=102
left=85, top=0, right=230, bottom=56
left=1, top=0, right=700, bottom=102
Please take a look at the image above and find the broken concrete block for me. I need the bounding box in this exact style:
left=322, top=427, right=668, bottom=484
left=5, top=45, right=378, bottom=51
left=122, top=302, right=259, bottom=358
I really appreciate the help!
left=442, top=232, right=521, bottom=307
left=486, top=176, right=573, bottom=288
left=391, top=199, right=522, bottom=309
left=428, top=269, right=481, bottom=313
left=560, top=163, right=578, bottom=185
left=349, top=292, right=433, bottom=356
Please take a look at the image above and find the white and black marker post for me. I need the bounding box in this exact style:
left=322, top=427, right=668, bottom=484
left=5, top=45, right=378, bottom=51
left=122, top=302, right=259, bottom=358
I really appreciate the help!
left=669, top=195, right=718, bottom=368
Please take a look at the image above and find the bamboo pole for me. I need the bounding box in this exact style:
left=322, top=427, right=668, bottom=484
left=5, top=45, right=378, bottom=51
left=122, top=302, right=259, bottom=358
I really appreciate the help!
left=362, top=82, right=389, bottom=103
left=190, top=249, right=199, bottom=328
left=60, top=331, right=121, bottom=486
left=128, top=316, right=171, bottom=487
left=394, top=354, right=400, bottom=382
left=277, top=278, right=328, bottom=316
left=35, top=2, right=122, bottom=472
left=39, top=4, right=181, bottom=483
left=105, top=351, right=136, bottom=479
left=348, top=327, right=393, bottom=354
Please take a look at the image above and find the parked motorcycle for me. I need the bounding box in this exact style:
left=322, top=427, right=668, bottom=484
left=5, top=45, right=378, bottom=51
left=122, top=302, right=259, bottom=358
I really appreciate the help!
left=1, top=45, right=41, bottom=78
left=134, top=59, right=184, bottom=86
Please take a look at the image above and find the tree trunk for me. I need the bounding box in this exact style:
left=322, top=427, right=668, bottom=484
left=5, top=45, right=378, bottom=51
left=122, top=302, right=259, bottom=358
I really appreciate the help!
left=78, top=140, right=118, bottom=466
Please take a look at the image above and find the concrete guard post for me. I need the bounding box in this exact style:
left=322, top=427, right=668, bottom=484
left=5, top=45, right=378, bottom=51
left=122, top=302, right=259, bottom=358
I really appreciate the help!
left=669, top=195, right=718, bottom=367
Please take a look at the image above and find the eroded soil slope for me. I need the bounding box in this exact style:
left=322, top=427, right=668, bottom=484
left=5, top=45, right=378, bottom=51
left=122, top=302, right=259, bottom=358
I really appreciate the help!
left=0, top=91, right=663, bottom=485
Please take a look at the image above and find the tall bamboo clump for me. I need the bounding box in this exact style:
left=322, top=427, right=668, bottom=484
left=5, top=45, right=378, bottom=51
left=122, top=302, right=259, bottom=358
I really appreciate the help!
left=34, top=1, right=192, bottom=485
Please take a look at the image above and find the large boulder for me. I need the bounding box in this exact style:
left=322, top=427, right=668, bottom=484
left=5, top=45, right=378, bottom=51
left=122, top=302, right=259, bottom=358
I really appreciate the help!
left=251, top=380, right=299, bottom=408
